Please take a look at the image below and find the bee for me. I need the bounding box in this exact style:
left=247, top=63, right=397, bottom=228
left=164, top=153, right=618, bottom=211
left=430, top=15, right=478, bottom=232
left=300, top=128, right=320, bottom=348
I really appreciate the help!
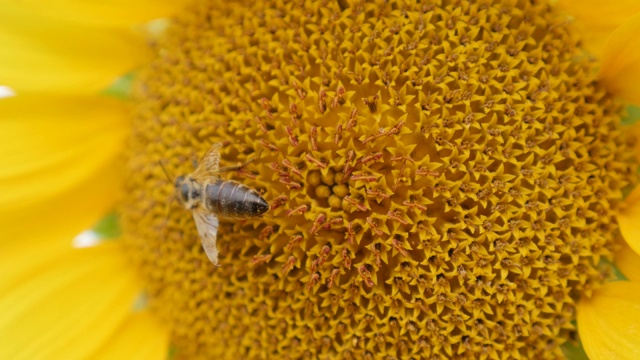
left=173, top=143, right=269, bottom=266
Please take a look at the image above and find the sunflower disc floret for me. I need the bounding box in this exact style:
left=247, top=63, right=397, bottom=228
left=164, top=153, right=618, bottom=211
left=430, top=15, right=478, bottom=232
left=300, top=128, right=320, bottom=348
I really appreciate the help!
left=122, top=0, right=636, bottom=358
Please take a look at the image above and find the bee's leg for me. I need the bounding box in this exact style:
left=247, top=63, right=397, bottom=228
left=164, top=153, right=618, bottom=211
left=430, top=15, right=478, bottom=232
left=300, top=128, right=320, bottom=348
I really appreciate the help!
left=192, top=158, right=199, bottom=170
left=219, top=158, right=256, bottom=173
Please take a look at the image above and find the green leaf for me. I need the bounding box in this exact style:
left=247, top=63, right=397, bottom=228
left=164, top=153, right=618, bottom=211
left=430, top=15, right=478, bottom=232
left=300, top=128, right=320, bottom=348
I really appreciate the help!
left=622, top=105, right=640, bottom=125
left=102, top=72, right=135, bottom=99
left=622, top=184, right=636, bottom=199
left=598, top=257, right=629, bottom=282
left=610, top=260, right=630, bottom=281
left=562, top=340, right=589, bottom=360
left=93, top=212, right=122, bottom=239
left=167, top=346, right=177, bottom=360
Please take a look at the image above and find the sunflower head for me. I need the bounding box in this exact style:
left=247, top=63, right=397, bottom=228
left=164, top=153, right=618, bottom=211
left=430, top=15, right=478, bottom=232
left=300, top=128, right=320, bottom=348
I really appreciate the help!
left=122, top=0, right=637, bottom=358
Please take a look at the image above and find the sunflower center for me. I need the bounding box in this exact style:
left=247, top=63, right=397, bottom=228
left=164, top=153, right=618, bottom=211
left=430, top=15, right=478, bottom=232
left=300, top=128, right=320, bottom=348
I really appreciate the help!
left=122, top=0, right=636, bottom=358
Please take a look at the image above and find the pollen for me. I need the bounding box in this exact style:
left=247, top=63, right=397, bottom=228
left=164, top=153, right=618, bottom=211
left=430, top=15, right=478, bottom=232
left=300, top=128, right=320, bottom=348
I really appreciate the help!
left=121, top=0, right=637, bottom=358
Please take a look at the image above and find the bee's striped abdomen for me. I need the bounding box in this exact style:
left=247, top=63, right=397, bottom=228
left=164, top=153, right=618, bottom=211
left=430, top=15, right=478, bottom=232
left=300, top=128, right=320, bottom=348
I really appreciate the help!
left=205, top=179, right=269, bottom=218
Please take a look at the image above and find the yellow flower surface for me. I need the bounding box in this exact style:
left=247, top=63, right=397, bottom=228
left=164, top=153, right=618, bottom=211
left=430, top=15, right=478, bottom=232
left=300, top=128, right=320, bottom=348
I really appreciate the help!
left=578, top=281, right=640, bottom=360
left=121, top=0, right=638, bottom=358
left=0, top=2, right=176, bottom=359
left=3, top=0, right=640, bottom=359
left=555, top=0, right=640, bottom=58
left=0, top=243, right=165, bottom=360
left=0, top=8, right=150, bottom=94
left=599, top=11, right=640, bottom=105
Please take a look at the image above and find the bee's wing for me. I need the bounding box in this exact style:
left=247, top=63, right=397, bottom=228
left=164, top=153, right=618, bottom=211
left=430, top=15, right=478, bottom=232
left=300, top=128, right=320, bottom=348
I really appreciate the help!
left=192, top=142, right=222, bottom=182
left=192, top=209, right=220, bottom=266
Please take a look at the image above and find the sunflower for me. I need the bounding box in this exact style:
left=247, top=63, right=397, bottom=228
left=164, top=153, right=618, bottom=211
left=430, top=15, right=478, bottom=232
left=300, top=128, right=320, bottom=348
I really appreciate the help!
left=3, top=0, right=640, bottom=359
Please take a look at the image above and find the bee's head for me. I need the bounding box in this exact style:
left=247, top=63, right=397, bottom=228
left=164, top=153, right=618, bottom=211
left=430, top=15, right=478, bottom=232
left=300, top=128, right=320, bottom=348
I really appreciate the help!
left=174, top=175, right=185, bottom=188
left=174, top=176, right=190, bottom=204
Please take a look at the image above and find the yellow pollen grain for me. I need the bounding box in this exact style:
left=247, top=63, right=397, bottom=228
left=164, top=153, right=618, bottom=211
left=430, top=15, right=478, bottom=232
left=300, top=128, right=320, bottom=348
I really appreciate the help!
left=322, top=168, right=336, bottom=186
left=333, top=184, right=349, bottom=198
left=121, top=0, right=638, bottom=359
left=315, top=185, right=332, bottom=199
left=328, top=195, right=343, bottom=209
left=308, top=171, right=322, bottom=187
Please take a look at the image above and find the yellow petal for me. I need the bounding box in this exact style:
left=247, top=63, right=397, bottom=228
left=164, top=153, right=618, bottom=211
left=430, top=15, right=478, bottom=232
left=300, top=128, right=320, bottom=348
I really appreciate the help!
left=556, top=1, right=640, bottom=58
left=578, top=281, right=640, bottom=360
left=0, top=161, right=122, bottom=294
left=0, top=95, right=128, bottom=290
left=0, top=95, right=128, bottom=207
left=2, top=0, right=182, bottom=26
left=616, top=242, right=640, bottom=282
left=0, top=243, right=142, bottom=360
left=600, top=11, right=640, bottom=105
left=93, top=311, right=169, bottom=360
left=0, top=8, right=152, bottom=94
left=617, top=186, right=640, bottom=256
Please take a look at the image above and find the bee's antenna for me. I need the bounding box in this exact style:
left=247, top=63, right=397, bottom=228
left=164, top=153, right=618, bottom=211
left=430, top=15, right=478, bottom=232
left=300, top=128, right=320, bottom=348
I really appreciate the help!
left=162, top=197, right=175, bottom=230
left=158, top=160, right=174, bottom=182
left=158, top=160, right=176, bottom=229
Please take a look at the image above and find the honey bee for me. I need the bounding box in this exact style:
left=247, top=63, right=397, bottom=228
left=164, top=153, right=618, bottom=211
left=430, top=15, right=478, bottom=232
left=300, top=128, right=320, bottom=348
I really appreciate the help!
left=174, top=143, right=269, bottom=265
